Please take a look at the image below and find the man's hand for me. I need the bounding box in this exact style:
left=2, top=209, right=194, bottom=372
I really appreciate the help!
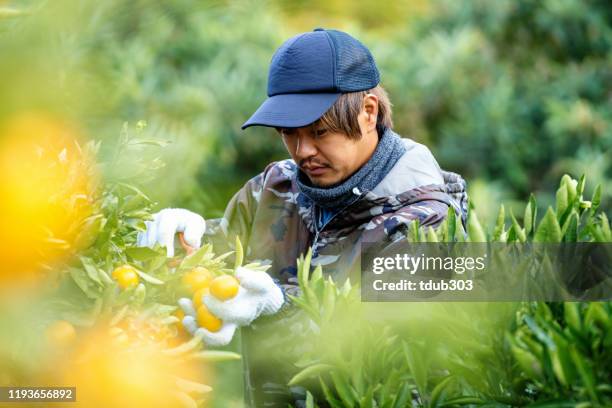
left=137, top=208, right=206, bottom=257
left=178, top=267, right=284, bottom=346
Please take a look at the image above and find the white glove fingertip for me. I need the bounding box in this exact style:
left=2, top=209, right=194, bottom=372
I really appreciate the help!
left=178, top=298, right=197, bottom=318
left=182, top=316, right=198, bottom=335
left=183, top=214, right=206, bottom=249
left=197, top=323, right=237, bottom=347
left=261, top=285, right=285, bottom=316
left=236, top=268, right=275, bottom=293
left=202, top=295, right=226, bottom=318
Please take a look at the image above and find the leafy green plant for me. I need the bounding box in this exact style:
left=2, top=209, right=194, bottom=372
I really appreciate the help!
left=289, top=174, right=610, bottom=407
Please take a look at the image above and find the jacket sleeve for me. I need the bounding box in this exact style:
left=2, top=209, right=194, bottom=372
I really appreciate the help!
left=203, top=163, right=273, bottom=257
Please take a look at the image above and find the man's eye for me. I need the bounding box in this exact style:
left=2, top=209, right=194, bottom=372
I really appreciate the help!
left=281, top=128, right=296, bottom=136
left=315, top=128, right=328, bottom=137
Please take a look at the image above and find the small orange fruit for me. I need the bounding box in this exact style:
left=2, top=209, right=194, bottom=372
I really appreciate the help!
left=111, top=265, right=139, bottom=289
left=45, top=320, right=76, bottom=347
left=181, top=267, right=213, bottom=293
left=192, top=286, right=210, bottom=309
left=196, top=305, right=223, bottom=332
left=209, top=275, right=239, bottom=301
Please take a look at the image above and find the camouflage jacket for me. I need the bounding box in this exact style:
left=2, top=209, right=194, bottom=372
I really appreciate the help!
left=204, top=136, right=468, bottom=407
left=205, top=136, right=469, bottom=289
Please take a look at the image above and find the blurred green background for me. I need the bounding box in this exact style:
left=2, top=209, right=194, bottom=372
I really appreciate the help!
left=1, top=0, right=609, bottom=225
left=0, top=0, right=610, bottom=406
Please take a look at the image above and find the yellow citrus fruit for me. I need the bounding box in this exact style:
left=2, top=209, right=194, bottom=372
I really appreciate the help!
left=196, top=305, right=223, bottom=332
left=192, top=286, right=210, bottom=309
left=111, top=265, right=139, bottom=289
left=182, top=266, right=213, bottom=293
left=209, top=275, right=239, bottom=301
left=45, top=320, right=76, bottom=347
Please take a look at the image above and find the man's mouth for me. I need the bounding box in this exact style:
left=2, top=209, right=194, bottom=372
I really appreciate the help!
left=302, top=165, right=329, bottom=176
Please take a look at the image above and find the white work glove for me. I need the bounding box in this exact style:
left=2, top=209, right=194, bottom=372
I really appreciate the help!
left=137, top=208, right=206, bottom=257
left=179, top=266, right=285, bottom=346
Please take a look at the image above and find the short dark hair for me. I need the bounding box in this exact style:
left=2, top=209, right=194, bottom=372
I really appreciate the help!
left=276, top=84, right=393, bottom=139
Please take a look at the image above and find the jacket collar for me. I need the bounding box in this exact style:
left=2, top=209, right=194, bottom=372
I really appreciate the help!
left=293, top=137, right=468, bottom=233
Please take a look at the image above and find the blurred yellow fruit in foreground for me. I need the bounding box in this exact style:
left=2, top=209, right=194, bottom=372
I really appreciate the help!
left=111, top=265, right=139, bottom=289
left=209, top=275, right=239, bottom=301
left=173, top=309, right=188, bottom=338
left=197, top=304, right=223, bottom=332
left=182, top=266, right=213, bottom=293
left=45, top=320, right=76, bottom=348
left=0, top=112, right=97, bottom=284
left=49, top=326, right=203, bottom=408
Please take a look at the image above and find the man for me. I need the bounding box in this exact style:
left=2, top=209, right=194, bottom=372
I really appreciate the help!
left=138, top=28, right=468, bottom=406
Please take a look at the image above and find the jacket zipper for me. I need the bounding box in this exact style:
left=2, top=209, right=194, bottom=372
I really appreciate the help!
left=311, top=187, right=364, bottom=250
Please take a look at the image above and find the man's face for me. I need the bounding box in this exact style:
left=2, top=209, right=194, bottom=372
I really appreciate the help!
left=279, top=97, right=379, bottom=187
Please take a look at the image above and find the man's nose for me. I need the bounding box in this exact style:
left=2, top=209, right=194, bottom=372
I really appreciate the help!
left=295, top=133, right=317, bottom=159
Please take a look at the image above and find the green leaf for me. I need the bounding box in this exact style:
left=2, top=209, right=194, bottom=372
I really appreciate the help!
left=510, top=210, right=526, bottom=243
left=561, top=211, right=578, bottom=242
left=591, top=184, right=601, bottom=213
left=391, top=382, right=411, bottom=408
left=440, top=396, right=484, bottom=406
left=570, top=344, right=599, bottom=403
left=322, top=277, right=336, bottom=322
left=288, top=364, right=335, bottom=387
left=467, top=211, right=486, bottom=242
left=510, top=341, right=542, bottom=378
left=97, top=268, right=113, bottom=285
left=525, top=194, right=538, bottom=237
left=426, top=227, right=439, bottom=242
left=409, top=220, right=420, bottom=243
left=129, top=139, right=171, bottom=147
left=80, top=257, right=101, bottom=285
left=133, top=283, right=146, bottom=304
left=311, top=264, right=323, bottom=283
left=402, top=342, right=427, bottom=400
left=534, top=207, right=562, bottom=243
left=429, top=375, right=454, bottom=408
left=68, top=267, right=99, bottom=299
left=134, top=269, right=164, bottom=285
left=234, top=235, right=244, bottom=270
left=550, top=332, right=575, bottom=386
left=126, top=246, right=162, bottom=261
left=320, top=377, right=343, bottom=408
left=493, top=204, right=505, bottom=241
left=330, top=370, right=358, bottom=407
left=188, top=351, right=241, bottom=362
left=301, top=249, right=313, bottom=288
left=561, top=174, right=577, bottom=204
left=179, top=243, right=213, bottom=270
left=359, top=387, right=375, bottom=408
left=564, top=302, right=582, bottom=333
left=306, top=391, right=315, bottom=408
left=599, top=213, right=611, bottom=241
left=556, top=183, right=569, bottom=219
left=116, top=182, right=151, bottom=201
left=577, top=174, right=586, bottom=198
left=447, top=206, right=456, bottom=242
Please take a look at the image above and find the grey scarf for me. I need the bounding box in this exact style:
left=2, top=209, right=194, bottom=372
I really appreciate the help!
left=296, top=127, right=407, bottom=209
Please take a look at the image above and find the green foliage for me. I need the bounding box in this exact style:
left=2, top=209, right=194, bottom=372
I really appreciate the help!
left=290, top=175, right=611, bottom=407
left=509, top=302, right=612, bottom=405
left=380, top=0, right=611, bottom=206
left=4, top=0, right=609, bottom=221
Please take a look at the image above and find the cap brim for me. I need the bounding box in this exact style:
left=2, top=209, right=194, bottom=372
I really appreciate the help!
left=242, top=93, right=341, bottom=130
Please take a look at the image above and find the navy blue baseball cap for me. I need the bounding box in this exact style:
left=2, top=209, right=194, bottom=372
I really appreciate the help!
left=242, top=28, right=380, bottom=130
